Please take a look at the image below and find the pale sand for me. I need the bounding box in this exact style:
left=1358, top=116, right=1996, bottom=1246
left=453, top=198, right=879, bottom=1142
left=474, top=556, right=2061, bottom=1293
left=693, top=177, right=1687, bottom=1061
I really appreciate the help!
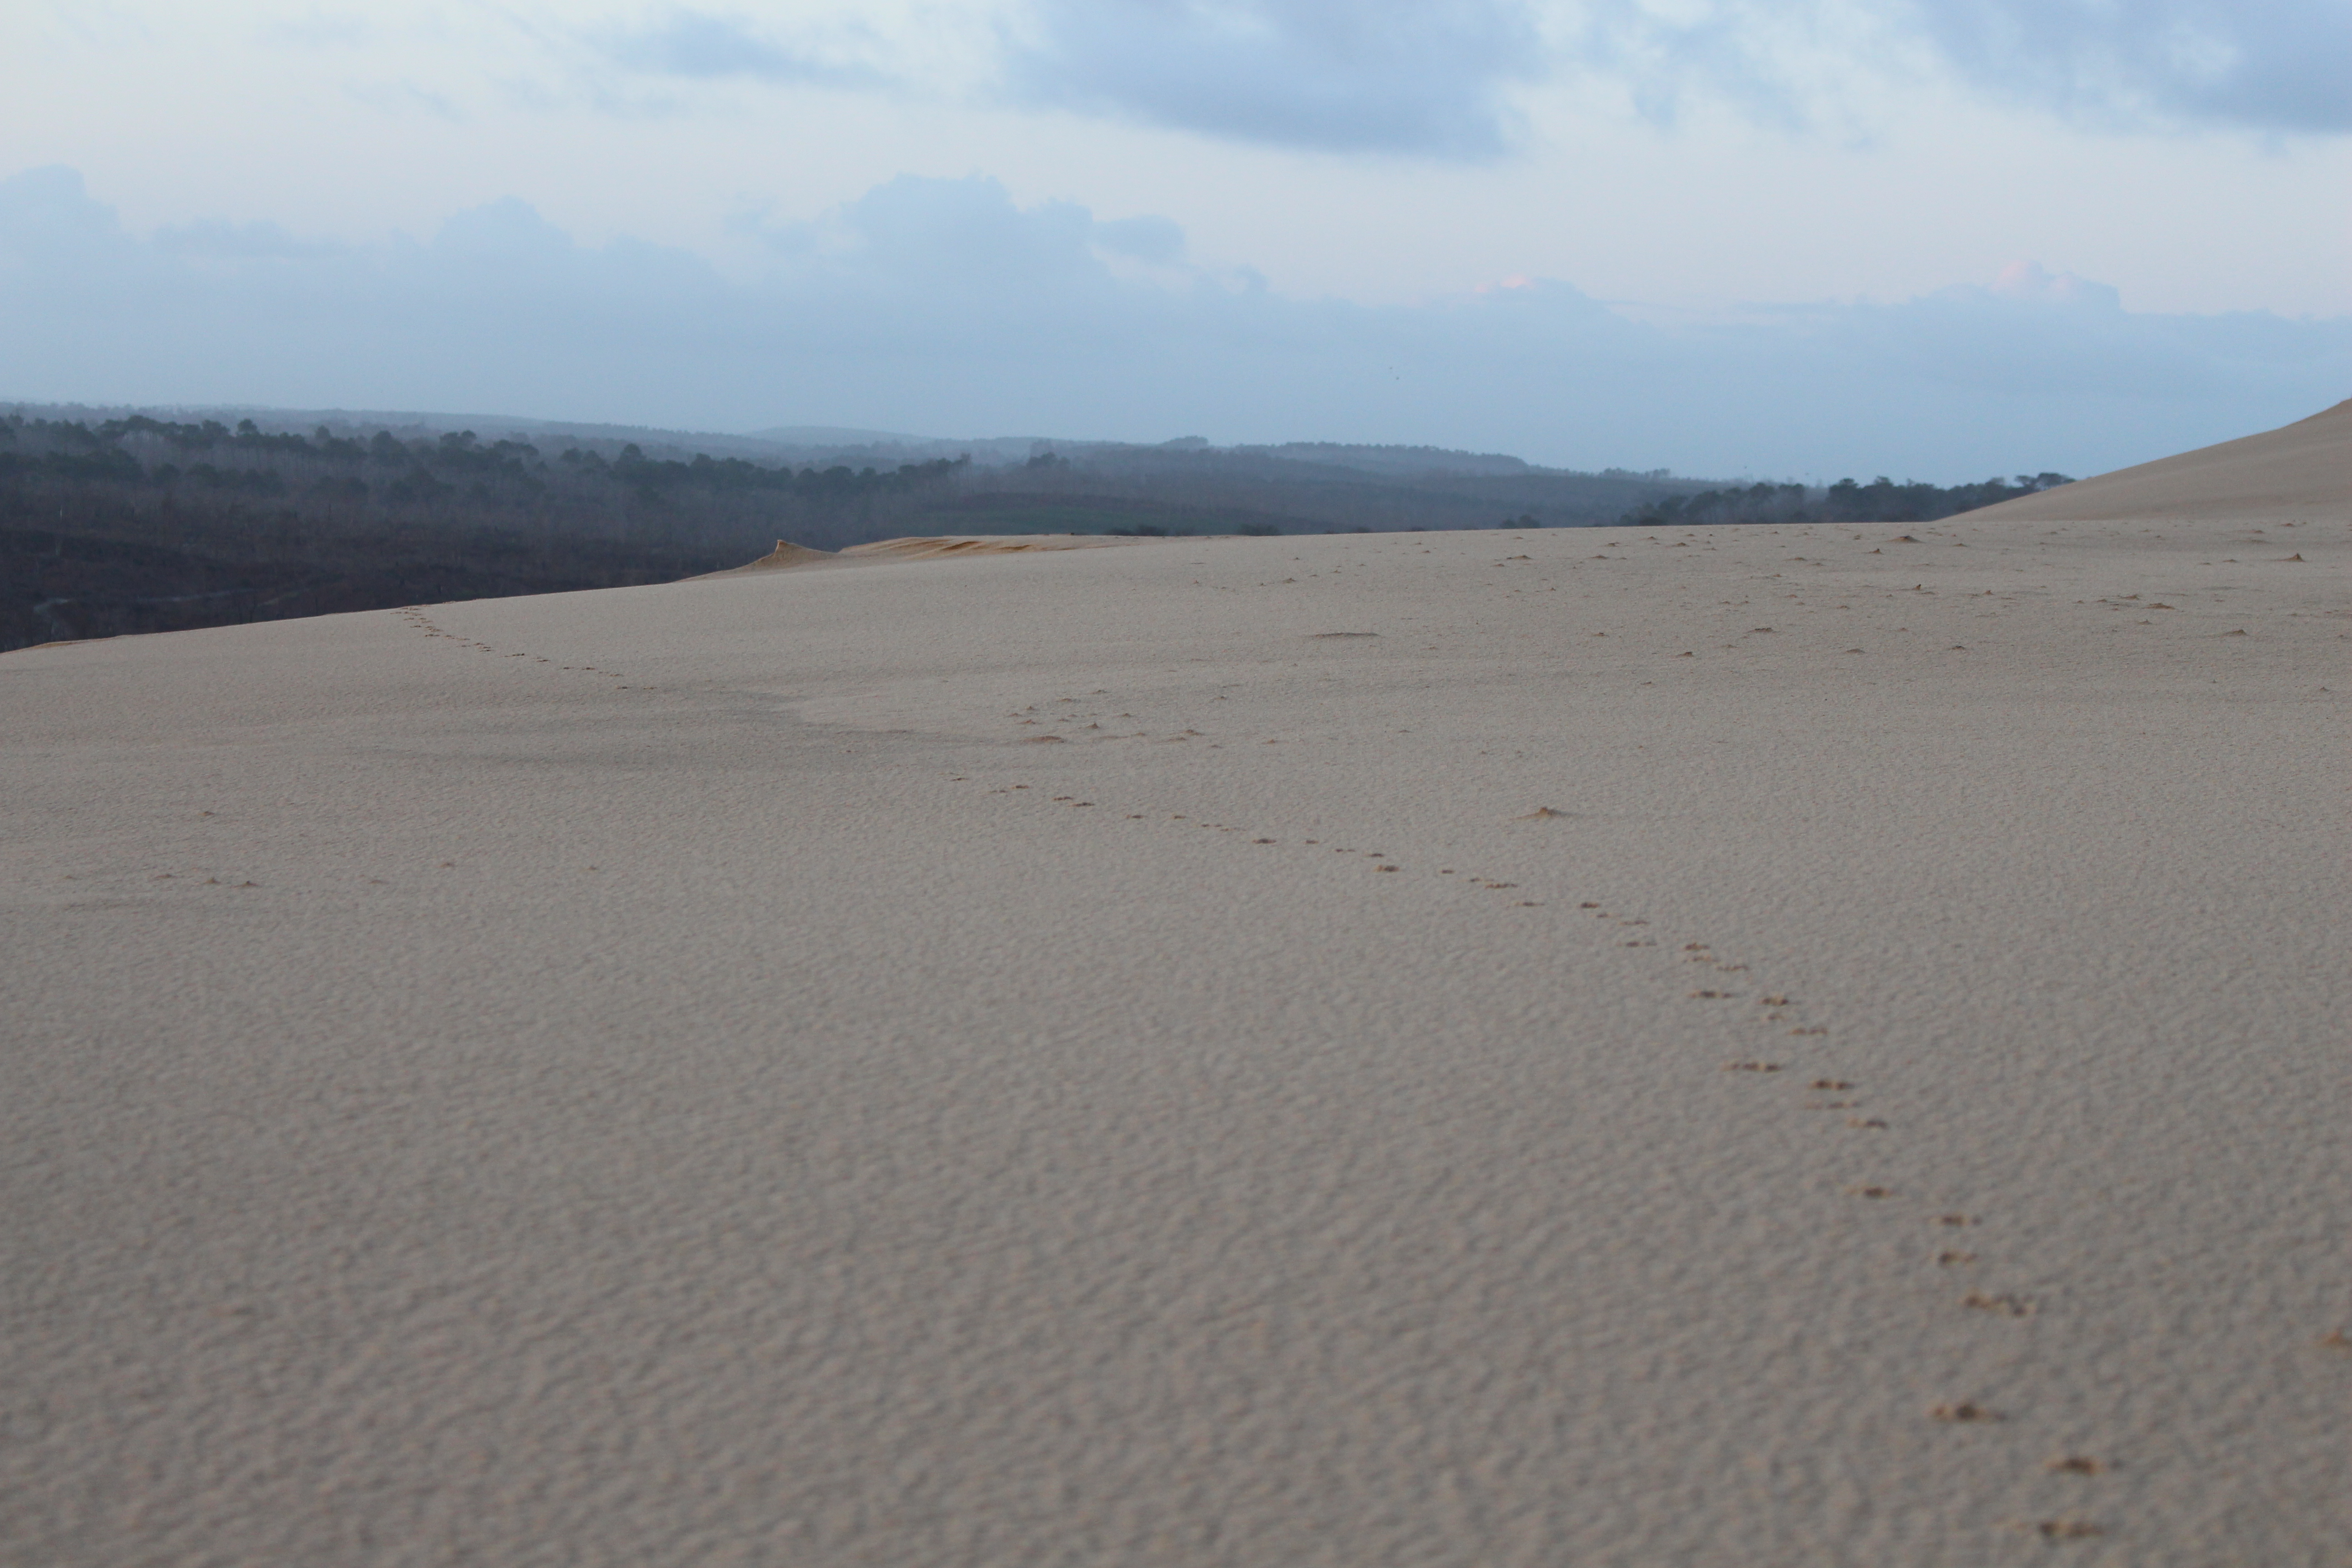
left=709, top=534, right=1145, bottom=577
left=4, top=421, right=2346, bottom=1564
left=1969, top=397, right=2351, bottom=524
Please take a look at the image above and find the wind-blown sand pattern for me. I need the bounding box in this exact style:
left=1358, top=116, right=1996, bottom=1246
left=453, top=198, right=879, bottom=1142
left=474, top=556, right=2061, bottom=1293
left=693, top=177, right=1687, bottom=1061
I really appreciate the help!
left=3, top=415, right=2346, bottom=1565
left=709, top=534, right=1146, bottom=577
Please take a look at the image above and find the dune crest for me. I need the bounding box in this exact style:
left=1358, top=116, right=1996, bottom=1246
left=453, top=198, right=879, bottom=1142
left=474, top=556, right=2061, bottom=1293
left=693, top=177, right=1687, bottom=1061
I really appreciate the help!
left=703, top=534, right=1152, bottom=578
left=1966, top=397, right=2349, bottom=523
left=699, top=539, right=840, bottom=576
left=843, top=535, right=1145, bottom=559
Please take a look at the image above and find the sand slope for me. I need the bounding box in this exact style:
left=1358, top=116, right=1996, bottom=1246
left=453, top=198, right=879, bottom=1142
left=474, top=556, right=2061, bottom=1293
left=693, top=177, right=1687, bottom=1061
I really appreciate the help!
left=3, top=443, right=2347, bottom=1563
left=1965, top=397, right=2350, bottom=523
left=704, top=534, right=1156, bottom=578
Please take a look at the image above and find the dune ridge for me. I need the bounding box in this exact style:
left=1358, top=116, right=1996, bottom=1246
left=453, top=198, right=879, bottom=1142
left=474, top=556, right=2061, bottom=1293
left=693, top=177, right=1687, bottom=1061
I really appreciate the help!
left=699, top=533, right=1154, bottom=578
left=699, top=539, right=842, bottom=574
left=1966, top=397, right=2349, bottom=522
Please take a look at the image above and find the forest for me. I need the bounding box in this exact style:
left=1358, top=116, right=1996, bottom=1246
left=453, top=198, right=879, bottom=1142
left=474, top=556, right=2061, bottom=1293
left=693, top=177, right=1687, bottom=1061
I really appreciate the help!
left=0, top=414, right=981, bottom=651
left=1613, top=472, right=2074, bottom=528
left=0, top=407, right=2069, bottom=652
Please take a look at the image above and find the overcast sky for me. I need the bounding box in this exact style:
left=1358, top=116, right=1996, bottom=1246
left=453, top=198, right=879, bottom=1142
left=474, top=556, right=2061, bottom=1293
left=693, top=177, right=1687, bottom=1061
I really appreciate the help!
left=4, top=0, right=2347, bottom=479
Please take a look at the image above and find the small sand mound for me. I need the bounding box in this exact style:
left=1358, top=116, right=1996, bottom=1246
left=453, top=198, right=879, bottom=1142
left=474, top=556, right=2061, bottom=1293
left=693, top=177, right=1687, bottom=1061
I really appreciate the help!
left=848, top=538, right=1029, bottom=559
left=701, top=540, right=839, bottom=577
left=704, top=535, right=1152, bottom=577
left=844, top=535, right=1140, bottom=560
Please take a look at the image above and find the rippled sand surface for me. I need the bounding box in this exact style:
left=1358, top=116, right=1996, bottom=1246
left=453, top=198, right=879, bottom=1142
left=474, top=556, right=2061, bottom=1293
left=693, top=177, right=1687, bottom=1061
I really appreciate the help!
left=5, top=420, right=2345, bottom=1564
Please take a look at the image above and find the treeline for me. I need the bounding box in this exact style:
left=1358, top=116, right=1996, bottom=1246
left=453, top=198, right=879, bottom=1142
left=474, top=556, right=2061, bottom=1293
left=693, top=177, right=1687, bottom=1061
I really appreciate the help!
left=1617, top=472, right=2073, bottom=528
left=1, top=405, right=2077, bottom=653
left=932, top=441, right=1706, bottom=535
left=0, top=414, right=972, bottom=651
left=2, top=414, right=968, bottom=536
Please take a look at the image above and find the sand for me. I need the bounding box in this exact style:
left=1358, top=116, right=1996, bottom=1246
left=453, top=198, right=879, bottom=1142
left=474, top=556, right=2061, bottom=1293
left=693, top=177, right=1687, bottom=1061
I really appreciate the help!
left=708, top=534, right=1143, bottom=577
left=3, top=416, right=2346, bottom=1564
left=1969, top=397, right=2351, bottom=525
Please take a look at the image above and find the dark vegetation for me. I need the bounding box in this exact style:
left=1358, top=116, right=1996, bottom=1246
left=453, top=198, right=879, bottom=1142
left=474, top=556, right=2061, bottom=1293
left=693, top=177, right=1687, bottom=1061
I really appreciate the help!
left=0, top=406, right=2072, bottom=652
left=1613, top=473, right=2073, bottom=528
left=1, top=413, right=974, bottom=651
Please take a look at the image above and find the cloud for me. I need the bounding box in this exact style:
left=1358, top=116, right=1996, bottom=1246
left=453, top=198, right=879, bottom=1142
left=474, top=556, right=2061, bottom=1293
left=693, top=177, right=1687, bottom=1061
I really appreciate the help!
left=1984, top=260, right=2121, bottom=309
left=1534, top=0, right=2352, bottom=136
left=1542, top=0, right=1870, bottom=130
left=1906, top=0, right=2352, bottom=133
left=518, top=1, right=2351, bottom=146
left=596, top=8, right=887, bottom=88
left=1001, top=0, right=1545, bottom=157
left=1093, top=214, right=1187, bottom=265
left=3, top=166, right=2345, bottom=480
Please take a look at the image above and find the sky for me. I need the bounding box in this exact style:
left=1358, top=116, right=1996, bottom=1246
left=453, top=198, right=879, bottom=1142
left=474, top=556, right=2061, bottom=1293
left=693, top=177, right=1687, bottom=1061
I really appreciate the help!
left=3, top=0, right=2348, bottom=480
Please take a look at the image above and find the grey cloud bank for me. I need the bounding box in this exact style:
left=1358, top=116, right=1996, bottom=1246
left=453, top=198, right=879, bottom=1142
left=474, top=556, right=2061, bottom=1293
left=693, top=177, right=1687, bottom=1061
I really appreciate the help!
left=1001, top=0, right=1542, bottom=157
left=4, top=166, right=2344, bottom=481
left=597, top=10, right=888, bottom=89
left=1910, top=0, right=2352, bottom=133
left=603, top=1, right=2352, bottom=158
left=1566, top=0, right=2352, bottom=137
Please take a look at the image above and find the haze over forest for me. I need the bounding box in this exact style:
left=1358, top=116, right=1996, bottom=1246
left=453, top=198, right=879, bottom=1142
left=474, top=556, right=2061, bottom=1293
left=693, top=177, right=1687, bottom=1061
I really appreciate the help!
left=2, top=401, right=2077, bottom=651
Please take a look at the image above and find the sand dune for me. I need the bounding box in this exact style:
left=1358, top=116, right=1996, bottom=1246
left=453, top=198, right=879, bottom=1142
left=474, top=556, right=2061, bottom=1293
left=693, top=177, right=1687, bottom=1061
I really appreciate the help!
left=1966, top=397, right=2349, bottom=523
left=3, top=416, right=2345, bottom=1566
left=843, top=534, right=1152, bottom=559
left=706, top=533, right=1156, bottom=578
left=701, top=539, right=844, bottom=574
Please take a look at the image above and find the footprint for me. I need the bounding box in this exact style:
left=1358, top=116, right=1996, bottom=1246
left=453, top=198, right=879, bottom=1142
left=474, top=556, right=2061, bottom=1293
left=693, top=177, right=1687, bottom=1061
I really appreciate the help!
left=1929, top=1401, right=2001, bottom=1422
left=1721, top=1062, right=1782, bottom=1073
left=2046, top=1456, right=2105, bottom=1475
left=1960, top=1291, right=2034, bottom=1318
